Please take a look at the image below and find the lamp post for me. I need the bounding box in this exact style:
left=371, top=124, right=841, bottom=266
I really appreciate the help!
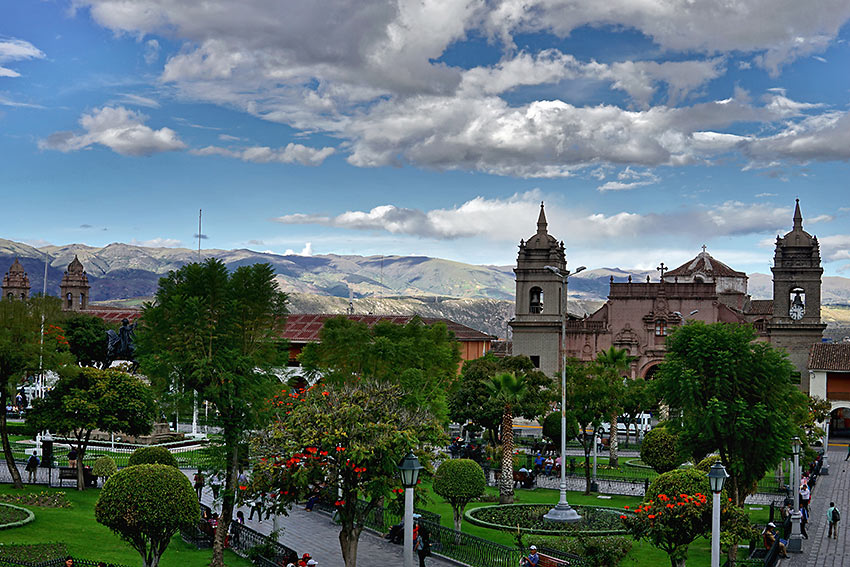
left=708, top=462, right=729, bottom=567
left=821, top=404, right=830, bottom=475
left=543, top=265, right=585, bottom=523
left=788, top=437, right=803, bottom=553
left=398, top=451, right=423, bottom=567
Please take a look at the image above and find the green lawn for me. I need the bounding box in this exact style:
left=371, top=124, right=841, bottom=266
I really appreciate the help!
left=0, top=484, right=251, bottom=567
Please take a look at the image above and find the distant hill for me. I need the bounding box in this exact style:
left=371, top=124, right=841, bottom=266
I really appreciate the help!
left=4, top=238, right=850, bottom=336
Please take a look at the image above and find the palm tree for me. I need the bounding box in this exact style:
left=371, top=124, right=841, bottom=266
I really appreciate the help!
left=595, top=347, right=632, bottom=467
left=485, top=371, right=528, bottom=504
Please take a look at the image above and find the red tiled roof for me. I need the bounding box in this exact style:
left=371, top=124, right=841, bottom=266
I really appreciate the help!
left=282, top=314, right=495, bottom=344
left=809, top=343, right=850, bottom=371
left=747, top=299, right=774, bottom=316
left=83, top=306, right=142, bottom=324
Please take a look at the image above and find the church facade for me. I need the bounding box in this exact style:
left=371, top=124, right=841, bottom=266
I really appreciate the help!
left=510, top=200, right=825, bottom=393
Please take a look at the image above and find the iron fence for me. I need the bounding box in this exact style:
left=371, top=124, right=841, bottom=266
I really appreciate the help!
left=0, top=558, right=132, bottom=567
left=419, top=518, right=526, bottom=567
left=536, top=545, right=588, bottom=567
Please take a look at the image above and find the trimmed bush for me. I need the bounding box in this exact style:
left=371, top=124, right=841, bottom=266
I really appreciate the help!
left=640, top=428, right=682, bottom=474
left=128, top=446, right=178, bottom=468
left=646, top=468, right=710, bottom=502
left=434, top=459, right=486, bottom=531
left=96, top=464, right=199, bottom=567
left=92, top=455, right=118, bottom=479
left=695, top=454, right=722, bottom=473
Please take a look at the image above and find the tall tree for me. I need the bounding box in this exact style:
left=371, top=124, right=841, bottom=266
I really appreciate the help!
left=28, top=366, right=156, bottom=489
left=251, top=379, right=442, bottom=567
left=449, top=353, right=555, bottom=445
left=620, top=378, right=655, bottom=445
left=64, top=313, right=110, bottom=368
left=485, top=371, right=528, bottom=504
left=136, top=259, right=288, bottom=567
left=655, top=322, right=807, bottom=505
left=595, top=347, right=631, bottom=467
left=0, top=296, right=70, bottom=489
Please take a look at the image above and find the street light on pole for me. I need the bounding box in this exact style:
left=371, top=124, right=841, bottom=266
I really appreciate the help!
left=708, top=462, right=729, bottom=567
left=788, top=437, right=803, bottom=553
left=543, top=264, right=585, bottom=524
left=398, top=451, right=423, bottom=567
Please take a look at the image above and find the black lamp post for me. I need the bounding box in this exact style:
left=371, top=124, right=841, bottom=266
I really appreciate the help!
left=398, top=452, right=422, bottom=567
left=708, top=462, right=728, bottom=567
left=788, top=437, right=803, bottom=552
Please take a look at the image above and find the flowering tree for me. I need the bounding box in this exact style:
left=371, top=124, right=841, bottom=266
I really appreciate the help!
left=250, top=379, right=443, bottom=567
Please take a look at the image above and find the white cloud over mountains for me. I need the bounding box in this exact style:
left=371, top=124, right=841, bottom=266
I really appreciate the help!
left=67, top=0, right=850, bottom=176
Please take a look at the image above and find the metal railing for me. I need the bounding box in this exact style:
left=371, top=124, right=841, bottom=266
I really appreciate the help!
left=419, top=518, right=525, bottom=567
left=0, top=558, right=132, bottom=567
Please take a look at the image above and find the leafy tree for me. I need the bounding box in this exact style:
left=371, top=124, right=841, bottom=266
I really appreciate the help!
left=449, top=354, right=555, bottom=445
left=27, top=366, right=155, bottom=490
left=137, top=259, right=288, bottom=567
left=433, top=458, right=486, bottom=531
left=486, top=371, right=528, bottom=504
left=92, top=455, right=118, bottom=481
left=595, top=347, right=630, bottom=467
left=655, top=322, right=808, bottom=504
left=0, top=296, right=71, bottom=488
left=563, top=359, right=622, bottom=494
left=620, top=378, right=655, bottom=445
left=251, top=379, right=443, bottom=567
left=801, top=396, right=831, bottom=447
left=63, top=313, right=110, bottom=368
left=640, top=428, right=683, bottom=474
left=299, top=315, right=460, bottom=421
left=95, top=464, right=199, bottom=567
left=128, top=446, right=178, bottom=468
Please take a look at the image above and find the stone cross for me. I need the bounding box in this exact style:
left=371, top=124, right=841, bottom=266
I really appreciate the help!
left=657, top=262, right=667, bottom=278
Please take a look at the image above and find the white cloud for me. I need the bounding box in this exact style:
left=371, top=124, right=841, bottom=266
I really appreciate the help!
left=0, top=38, right=45, bottom=77
left=39, top=106, right=186, bottom=156
left=143, top=39, right=160, bottom=64
left=755, top=192, right=777, bottom=197
left=284, top=242, right=313, bottom=256
left=130, top=237, right=183, bottom=248
left=117, top=93, right=160, bottom=108
left=218, top=133, right=242, bottom=142
left=191, top=143, right=335, bottom=166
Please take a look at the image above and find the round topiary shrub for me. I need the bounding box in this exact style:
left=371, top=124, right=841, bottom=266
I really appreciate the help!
left=128, top=446, right=178, bottom=468
left=640, top=428, right=682, bottom=474
left=96, top=464, right=199, bottom=567
left=646, top=468, right=710, bottom=502
left=695, top=454, right=722, bottom=473
left=92, top=456, right=118, bottom=480
left=434, top=459, right=487, bottom=531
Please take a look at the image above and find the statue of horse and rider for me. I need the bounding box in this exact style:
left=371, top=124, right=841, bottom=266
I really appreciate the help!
left=105, top=318, right=139, bottom=372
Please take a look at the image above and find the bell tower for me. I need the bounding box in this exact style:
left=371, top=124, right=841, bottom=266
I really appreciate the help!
left=768, top=199, right=826, bottom=391
left=2, top=258, right=30, bottom=300
left=59, top=255, right=90, bottom=311
left=509, top=203, right=567, bottom=377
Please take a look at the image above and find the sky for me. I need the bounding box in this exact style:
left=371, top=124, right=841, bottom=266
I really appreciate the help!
left=2, top=1, right=850, bottom=277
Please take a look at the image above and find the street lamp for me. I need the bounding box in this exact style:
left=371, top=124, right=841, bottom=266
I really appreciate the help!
left=398, top=451, right=423, bottom=567
left=788, top=437, right=803, bottom=553
left=708, top=462, right=729, bottom=567
left=543, top=264, right=585, bottom=523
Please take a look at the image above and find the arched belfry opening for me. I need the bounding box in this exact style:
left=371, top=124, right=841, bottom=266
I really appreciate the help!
left=529, top=287, right=543, bottom=313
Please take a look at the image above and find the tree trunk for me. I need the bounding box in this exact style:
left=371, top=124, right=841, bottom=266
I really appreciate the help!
left=0, top=389, right=23, bottom=489
left=670, top=556, right=686, bottom=567
left=609, top=414, right=619, bottom=468
left=453, top=506, right=462, bottom=532
left=76, top=431, right=90, bottom=491
left=211, top=439, right=238, bottom=567
left=339, top=524, right=363, bottom=567
left=499, top=406, right=514, bottom=504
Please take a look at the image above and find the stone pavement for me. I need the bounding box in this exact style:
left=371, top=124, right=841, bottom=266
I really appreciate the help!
left=197, top=485, right=456, bottom=567
left=782, top=444, right=848, bottom=567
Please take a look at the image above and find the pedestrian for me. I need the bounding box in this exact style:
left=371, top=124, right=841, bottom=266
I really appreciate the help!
left=520, top=544, right=540, bottom=566
left=800, top=506, right=809, bottom=539
left=845, top=444, right=850, bottom=461
left=67, top=448, right=77, bottom=469
left=799, top=483, right=811, bottom=509
left=415, top=524, right=431, bottom=567
left=64, top=556, right=74, bottom=567
left=193, top=469, right=205, bottom=500
left=209, top=473, right=222, bottom=501
left=25, top=451, right=39, bottom=484
left=827, top=501, right=840, bottom=539
left=249, top=493, right=264, bottom=522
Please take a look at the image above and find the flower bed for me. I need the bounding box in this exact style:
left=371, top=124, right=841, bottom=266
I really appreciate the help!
left=0, top=503, right=35, bottom=530
left=465, top=504, right=628, bottom=536
left=0, top=543, right=68, bottom=562
left=0, top=491, right=71, bottom=508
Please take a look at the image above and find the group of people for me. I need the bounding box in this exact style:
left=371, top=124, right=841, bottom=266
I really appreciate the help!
left=532, top=453, right=562, bottom=476
left=284, top=553, right=318, bottom=566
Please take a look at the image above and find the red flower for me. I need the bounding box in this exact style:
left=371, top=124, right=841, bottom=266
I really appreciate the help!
left=322, top=391, right=330, bottom=396
left=620, top=515, right=627, bottom=519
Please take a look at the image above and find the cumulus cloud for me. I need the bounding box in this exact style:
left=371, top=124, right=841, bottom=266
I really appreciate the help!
left=191, top=143, right=335, bottom=165
left=143, top=39, right=160, bottom=64
left=0, top=38, right=45, bottom=77
left=597, top=167, right=659, bottom=192
left=284, top=242, right=313, bottom=256
left=39, top=106, right=186, bottom=156
left=130, top=237, right=183, bottom=248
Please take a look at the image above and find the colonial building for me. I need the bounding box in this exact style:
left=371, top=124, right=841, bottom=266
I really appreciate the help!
left=1, top=258, right=30, bottom=300
left=59, top=255, right=91, bottom=311
left=808, top=343, right=850, bottom=437
left=511, top=200, right=825, bottom=392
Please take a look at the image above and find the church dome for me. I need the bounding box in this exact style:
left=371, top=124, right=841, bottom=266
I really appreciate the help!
left=664, top=248, right=746, bottom=281
left=7, top=258, right=25, bottom=274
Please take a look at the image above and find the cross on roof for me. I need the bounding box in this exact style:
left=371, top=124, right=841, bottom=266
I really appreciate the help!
left=657, top=262, right=667, bottom=277
left=701, top=244, right=707, bottom=254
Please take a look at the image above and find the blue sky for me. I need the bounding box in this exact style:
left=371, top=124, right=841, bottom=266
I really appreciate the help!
left=2, top=1, right=850, bottom=276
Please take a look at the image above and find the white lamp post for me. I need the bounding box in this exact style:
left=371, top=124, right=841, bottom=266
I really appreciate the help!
left=398, top=451, right=423, bottom=567
left=708, top=462, right=729, bottom=567
left=543, top=265, right=584, bottom=523
left=788, top=437, right=803, bottom=553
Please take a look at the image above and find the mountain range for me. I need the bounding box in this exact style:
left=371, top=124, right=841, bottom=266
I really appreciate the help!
left=3, top=238, right=850, bottom=339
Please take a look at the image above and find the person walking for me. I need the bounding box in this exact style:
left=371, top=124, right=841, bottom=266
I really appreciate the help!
left=193, top=469, right=205, bottom=500
left=845, top=443, right=850, bottom=461
left=25, top=451, right=39, bottom=483
left=827, top=502, right=840, bottom=539
left=799, top=482, right=811, bottom=509
left=415, top=524, right=431, bottom=567
left=800, top=506, right=809, bottom=539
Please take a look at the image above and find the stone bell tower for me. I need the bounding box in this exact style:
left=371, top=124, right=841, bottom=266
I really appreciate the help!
left=59, top=255, right=90, bottom=311
left=509, top=203, right=567, bottom=377
left=2, top=258, right=31, bottom=300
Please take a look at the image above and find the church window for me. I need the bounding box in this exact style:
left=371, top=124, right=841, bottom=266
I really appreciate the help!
left=6, top=293, right=11, bottom=300
left=529, top=355, right=540, bottom=368
left=529, top=287, right=543, bottom=314
left=66, top=293, right=73, bottom=309
left=654, top=319, right=667, bottom=336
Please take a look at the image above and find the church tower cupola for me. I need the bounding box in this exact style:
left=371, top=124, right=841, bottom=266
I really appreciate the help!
left=59, top=255, right=90, bottom=311
left=2, top=258, right=31, bottom=300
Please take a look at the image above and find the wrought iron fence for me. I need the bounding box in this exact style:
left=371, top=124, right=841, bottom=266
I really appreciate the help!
left=0, top=558, right=132, bottom=567
left=419, top=518, right=525, bottom=567
left=536, top=545, right=588, bottom=566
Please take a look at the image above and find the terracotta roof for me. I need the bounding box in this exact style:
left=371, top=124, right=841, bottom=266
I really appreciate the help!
left=83, top=306, right=142, bottom=324
left=665, top=251, right=746, bottom=278
left=282, top=314, right=495, bottom=343
left=808, top=343, right=850, bottom=371
left=747, top=299, right=774, bottom=316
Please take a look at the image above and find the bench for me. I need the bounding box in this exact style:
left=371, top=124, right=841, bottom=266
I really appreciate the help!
left=538, top=553, right=570, bottom=566
left=58, top=466, right=97, bottom=487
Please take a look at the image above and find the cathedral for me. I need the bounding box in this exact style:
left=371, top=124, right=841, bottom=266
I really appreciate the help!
left=510, top=200, right=826, bottom=393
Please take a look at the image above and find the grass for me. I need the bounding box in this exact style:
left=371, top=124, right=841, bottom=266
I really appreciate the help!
left=0, top=484, right=252, bottom=567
